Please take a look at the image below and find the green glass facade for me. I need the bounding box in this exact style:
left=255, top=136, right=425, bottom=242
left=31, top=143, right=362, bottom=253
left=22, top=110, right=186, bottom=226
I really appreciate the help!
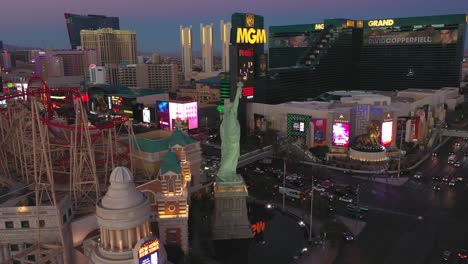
left=261, top=14, right=467, bottom=104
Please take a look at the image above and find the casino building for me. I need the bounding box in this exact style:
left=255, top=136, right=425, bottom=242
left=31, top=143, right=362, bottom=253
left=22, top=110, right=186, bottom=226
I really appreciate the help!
left=260, top=14, right=467, bottom=104
left=248, top=87, right=462, bottom=161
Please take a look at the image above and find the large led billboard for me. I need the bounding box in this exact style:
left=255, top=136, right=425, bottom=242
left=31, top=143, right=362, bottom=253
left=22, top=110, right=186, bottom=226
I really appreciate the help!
left=332, top=122, right=350, bottom=147
left=381, top=121, right=393, bottom=146
left=364, top=28, right=458, bottom=46
left=156, top=101, right=170, bottom=129
left=286, top=113, right=310, bottom=137
left=311, top=118, right=327, bottom=146
left=169, top=101, right=198, bottom=130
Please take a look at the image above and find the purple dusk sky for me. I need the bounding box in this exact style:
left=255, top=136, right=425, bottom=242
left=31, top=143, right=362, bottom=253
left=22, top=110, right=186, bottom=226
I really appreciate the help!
left=0, top=0, right=467, bottom=53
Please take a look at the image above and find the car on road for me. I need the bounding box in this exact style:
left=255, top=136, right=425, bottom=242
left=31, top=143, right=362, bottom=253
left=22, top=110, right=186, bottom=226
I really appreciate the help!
left=442, top=250, right=452, bottom=263
left=457, top=249, right=468, bottom=260
left=433, top=184, right=442, bottom=191
left=346, top=204, right=360, bottom=212
left=345, top=186, right=358, bottom=196
left=347, top=211, right=365, bottom=220
left=456, top=176, right=464, bottom=182
left=413, top=171, right=423, bottom=179
left=432, top=176, right=441, bottom=181
left=338, top=196, right=354, bottom=203
left=320, top=192, right=334, bottom=201
left=342, top=231, right=354, bottom=242
left=449, top=180, right=456, bottom=187
left=454, top=161, right=461, bottom=167
left=442, top=176, right=450, bottom=183
left=432, top=152, right=438, bottom=157
left=449, top=152, right=455, bottom=156
left=455, top=142, right=461, bottom=147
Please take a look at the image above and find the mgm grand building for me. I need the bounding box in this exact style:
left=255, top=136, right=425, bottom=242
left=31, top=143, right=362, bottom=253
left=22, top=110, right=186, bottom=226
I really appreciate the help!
left=257, top=14, right=467, bottom=104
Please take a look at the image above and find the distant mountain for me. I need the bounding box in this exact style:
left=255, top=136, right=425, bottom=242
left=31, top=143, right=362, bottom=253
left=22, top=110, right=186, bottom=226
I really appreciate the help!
left=2, top=44, right=41, bottom=51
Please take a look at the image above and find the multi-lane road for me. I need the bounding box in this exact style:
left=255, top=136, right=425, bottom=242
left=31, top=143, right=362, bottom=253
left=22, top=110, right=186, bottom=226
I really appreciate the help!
left=328, top=138, right=468, bottom=264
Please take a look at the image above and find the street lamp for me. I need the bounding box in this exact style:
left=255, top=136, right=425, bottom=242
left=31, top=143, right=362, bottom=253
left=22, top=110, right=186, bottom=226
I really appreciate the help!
left=397, top=117, right=410, bottom=178
left=309, top=172, right=314, bottom=242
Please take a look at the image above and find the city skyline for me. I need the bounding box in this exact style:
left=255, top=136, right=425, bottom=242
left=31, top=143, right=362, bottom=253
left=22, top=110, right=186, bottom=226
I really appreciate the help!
left=0, top=0, right=467, bottom=53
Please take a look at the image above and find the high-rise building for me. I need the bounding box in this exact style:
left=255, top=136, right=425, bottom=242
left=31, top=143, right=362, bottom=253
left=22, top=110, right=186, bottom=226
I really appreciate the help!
left=265, top=14, right=467, bottom=104
left=89, top=64, right=107, bottom=84
left=1, top=50, right=12, bottom=70
left=64, top=13, right=120, bottom=49
left=200, top=23, right=214, bottom=72
left=0, top=41, right=3, bottom=51
left=180, top=25, right=193, bottom=80
left=81, top=28, right=137, bottom=84
left=34, top=49, right=98, bottom=86
left=151, top=53, right=162, bottom=64
left=220, top=20, right=231, bottom=72
left=118, top=64, right=179, bottom=91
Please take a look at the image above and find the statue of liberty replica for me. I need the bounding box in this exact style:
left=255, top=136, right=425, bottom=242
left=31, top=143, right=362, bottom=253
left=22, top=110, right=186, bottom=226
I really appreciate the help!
left=212, top=82, right=252, bottom=240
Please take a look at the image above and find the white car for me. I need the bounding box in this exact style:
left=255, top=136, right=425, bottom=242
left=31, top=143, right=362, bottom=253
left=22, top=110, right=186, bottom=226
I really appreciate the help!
left=413, top=172, right=423, bottom=179
left=454, top=161, right=461, bottom=167
left=313, top=185, right=326, bottom=192
left=338, top=196, right=354, bottom=203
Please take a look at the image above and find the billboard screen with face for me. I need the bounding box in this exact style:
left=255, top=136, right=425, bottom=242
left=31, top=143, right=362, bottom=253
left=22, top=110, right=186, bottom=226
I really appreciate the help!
left=332, top=122, right=350, bottom=147
left=381, top=121, right=393, bottom=146
left=311, top=118, right=327, bottom=146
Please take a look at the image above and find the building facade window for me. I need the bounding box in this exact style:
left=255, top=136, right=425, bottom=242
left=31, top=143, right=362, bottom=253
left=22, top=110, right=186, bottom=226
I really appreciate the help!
left=39, top=220, right=45, bottom=227
left=10, top=244, right=19, bottom=251
left=21, top=220, right=29, bottom=228
left=168, top=178, right=175, bottom=193
left=5, top=221, right=14, bottom=229
left=62, top=214, right=67, bottom=223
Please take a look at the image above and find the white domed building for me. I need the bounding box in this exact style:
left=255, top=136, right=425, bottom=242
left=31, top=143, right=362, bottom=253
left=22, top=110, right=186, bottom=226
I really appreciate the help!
left=83, top=167, right=167, bottom=264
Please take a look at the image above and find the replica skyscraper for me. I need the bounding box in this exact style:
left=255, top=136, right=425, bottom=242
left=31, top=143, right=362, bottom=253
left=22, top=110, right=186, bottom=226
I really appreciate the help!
left=180, top=25, right=193, bottom=80
left=200, top=23, right=214, bottom=72
left=220, top=20, right=232, bottom=72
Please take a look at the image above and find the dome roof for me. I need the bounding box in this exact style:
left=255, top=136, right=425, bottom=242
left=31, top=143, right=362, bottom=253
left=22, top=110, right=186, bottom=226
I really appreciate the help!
left=101, top=167, right=145, bottom=210
left=109, top=167, right=133, bottom=184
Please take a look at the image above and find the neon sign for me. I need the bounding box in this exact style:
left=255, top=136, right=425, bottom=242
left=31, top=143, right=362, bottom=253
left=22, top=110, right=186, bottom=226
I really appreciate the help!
left=236, top=28, right=267, bottom=44
left=138, top=239, right=160, bottom=264
left=239, top=48, right=254, bottom=57
left=315, top=24, right=325, bottom=30
left=368, top=19, right=394, bottom=27
left=242, top=86, right=254, bottom=99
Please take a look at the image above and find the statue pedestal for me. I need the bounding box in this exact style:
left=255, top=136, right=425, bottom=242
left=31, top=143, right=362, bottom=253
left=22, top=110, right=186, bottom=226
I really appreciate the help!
left=212, top=178, right=252, bottom=240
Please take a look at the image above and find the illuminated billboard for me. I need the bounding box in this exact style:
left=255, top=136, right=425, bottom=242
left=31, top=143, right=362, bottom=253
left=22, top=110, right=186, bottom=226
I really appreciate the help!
left=381, top=121, right=393, bottom=146
left=364, top=28, right=458, bottom=46
left=138, top=239, right=160, bottom=264
left=156, top=101, right=170, bottom=129
left=311, top=118, right=327, bottom=146
left=143, top=108, right=151, bottom=123
left=332, top=122, right=350, bottom=147
left=286, top=113, right=310, bottom=137
left=169, top=101, right=198, bottom=130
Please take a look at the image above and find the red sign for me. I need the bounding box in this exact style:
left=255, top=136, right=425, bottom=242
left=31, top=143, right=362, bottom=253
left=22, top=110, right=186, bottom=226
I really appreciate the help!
left=239, top=48, right=254, bottom=57
left=242, top=86, right=254, bottom=98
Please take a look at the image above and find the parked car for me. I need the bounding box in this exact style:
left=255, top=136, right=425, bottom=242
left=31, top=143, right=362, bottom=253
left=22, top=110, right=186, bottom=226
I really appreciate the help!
left=442, top=250, right=452, bottom=263
left=313, top=185, right=326, bottom=192
left=433, top=184, right=442, bottom=191
left=413, top=172, right=423, bottom=179
left=342, top=231, right=354, bottom=242
left=448, top=180, right=456, bottom=187
left=338, top=196, right=354, bottom=203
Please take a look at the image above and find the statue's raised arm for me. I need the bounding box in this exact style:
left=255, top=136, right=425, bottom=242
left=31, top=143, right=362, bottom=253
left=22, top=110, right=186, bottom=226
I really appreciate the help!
left=217, top=82, right=244, bottom=183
